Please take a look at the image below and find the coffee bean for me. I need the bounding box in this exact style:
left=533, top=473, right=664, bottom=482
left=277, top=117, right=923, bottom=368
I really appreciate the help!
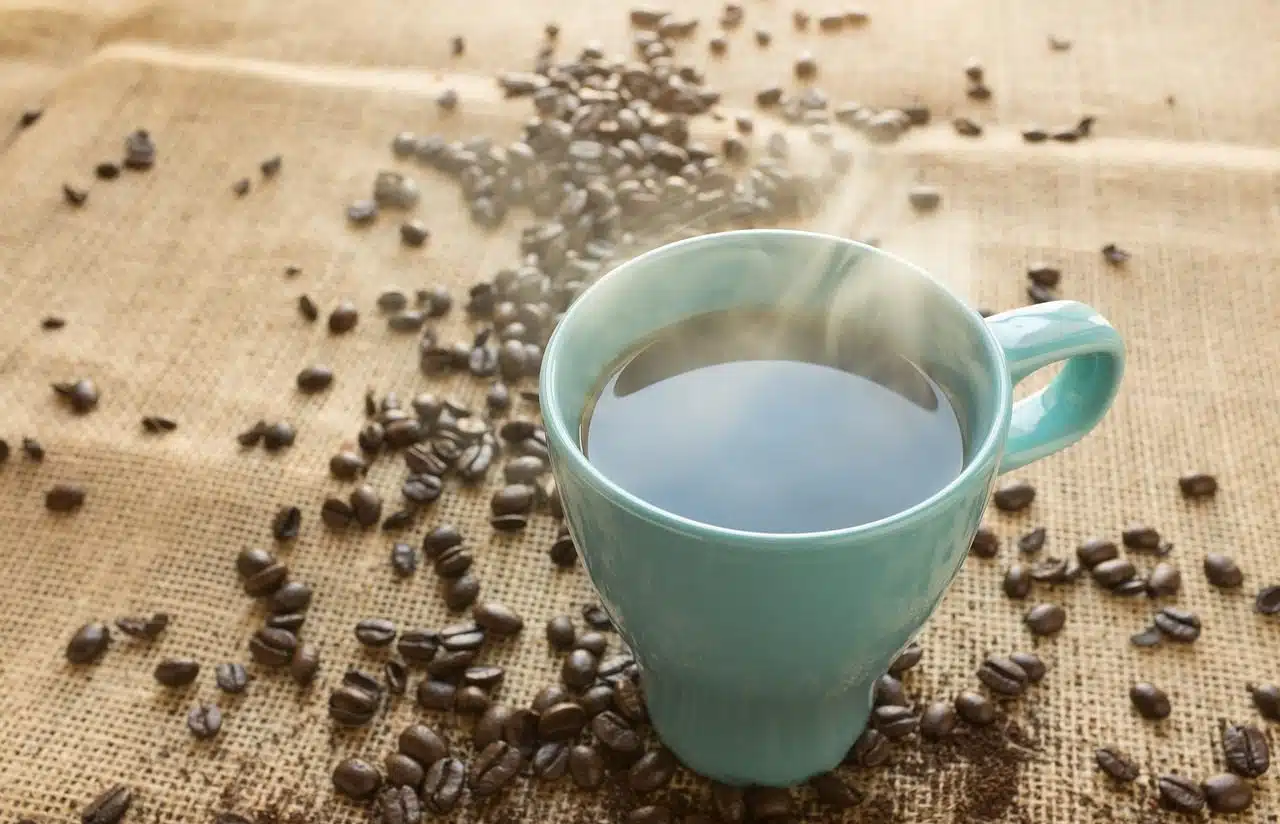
left=1178, top=472, right=1217, bottom=499
left=262, top=421, right=295, bottom=451
left=82, top=784, right=133, bottom=824
left=330, top=683, right=380, bottom=726
left=1021, top=127, right=1049, bottom=143
left=628, top=747, right=676, bottom=793
left=416, top=679, right=456, bottom=710
left=422, top=757, right=465, bottom=813
left=214, top=663, right=250, bottom=694
left=955, top=691, right=996, bottom=726
left=530, top=685, right=570, bottom=714
left=1255, top=585, right=1280, bottom=615
left=114, top=613, right=168, bottom=641
left=95, top=161, right=121, bottom=180
left=993, top=480, right=1035, bottom=511
left=439, top=623, right=485, bottom=650
left=1222, top=723, right=1269, bottom=777
left=1130, top=682, right=1171, bottom=719
left=491, top=484, right=535, bottom=516
left=581, top=684, right=615, bottom=717
left=272, top=506, right=301, bottom=541
left=846, top=726, right=891, bottom=766
left=230, top=177, right=250, bottom=197
left=454, top=685, right=490, bottom=714
left=421, top=525, right=462, bottom=559
left=1009, top=652, right=1046, bottom=683
left=443, top=574, right=480, bottom=611
left=575, top=631, right=608, bottom=657
left=889, top=642, right=923, bottom=675
left=460, top=666, right=503, bottom=693
left=388, top=543, right=417, bottom=578
left=1146, top=562, right=1181, bottom=596
left=46, top=483, right=87, bottom=512
left=531, top=740, right=569, bottom=779
left=265, top=610, right=305, bottom=632
left=1024, top=603, right=1066, bottom=636
left=249, top=627, right=296, bottom=667
left=433, top=546, right=473, bottom=578
left=1095, top=747, right=1139, bottom=782
left=1203, top=773, right=1253, bottom=814
left=874, top=674, right=908, bottom=707
left=1250, top=684, right=1280, bottom=721
left=297, top=295, right=319, bottom=322
left=967, top=82, right=992, bottom=100
left=473, top=601, right=524, bottom=636
left=1003, top=564, right=1032, bottom=599
left=375, top=785, right=421, bottom=824
left=626, top=807, right=670, bottom=824
left=1029, top=557, right=1073, bottom=583
left=1092, top=558, right=1136, bottom=589
left=267, top=581, right=312, bottom=614
left=243, top=563, right=287, bottom=597
left=1027, top=283, right=1056, bottom=304
left=561, top=649, right=598, bottom=689
left=1026, top=264, right=1062, bottom=288
left=154, top=658, right=200, bottom=688
left=1102, top=243, right=1130, bottom=266
left=581, top=604, right=612, bottom=630
left=970, top=527, right=999, bottom=558
left=471, top=741, right=523, bottom=797
left=123, top=129, right=156, bottom=169
left=66, top=622, right=110, bottom=664
left=977, top=655, right=1028, bottom=696
left=907, top=185, right=941, bottom=211
left=1017, top=527, right=1046, bottom=553
left=528, top=702, right=585, bottom=742
left=873, top=705, right=918, bottom=739
left=920, top=700, right=957, bottom=739
left=328, top=300, right=359, bottom=333
left=1203, top=553, right=1243, bottom=588
left=236, top=548, right=275, bottom=578
left=330, top=451, right=366, bottom=480
left=1130, top=624, right=1162, bottom=647
left=812, top=772, right=861, bottom=809
left=354, top=618, right=396, bottom=647
left=1152, top=606, right=1200, bottom=642
left=383, top=660, right=408, bottom=695
left=320, top=498, right=354, bottom=529
left=401, top=475, right=443, bottom=507
left=349, top=485, right=383, bottom=528
left=187, top=704, right=222, bottom=739
left=343, top=669, right=383, bottom=695
left=952, top=117, right=982, bottom=137
left=1157, top=774, right=1204, bottom=813
left=746, top=787, right=792, bottom=820
left=333, top=758, right=382, bottom=800
left=592, top=710, right=640, bottom=753
left=548, top=532, right=577, bottom=567
left=1122, top=523, right=1160, bottom=551
left=290, top=645, right=320, bottom=685
left=140, top=416, right=177, bottom=434
left=396, top=724, right=446, bottom=769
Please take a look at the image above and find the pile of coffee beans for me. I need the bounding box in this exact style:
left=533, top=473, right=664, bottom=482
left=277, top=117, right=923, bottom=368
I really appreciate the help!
left=10, top=5, right=1268, bottom=824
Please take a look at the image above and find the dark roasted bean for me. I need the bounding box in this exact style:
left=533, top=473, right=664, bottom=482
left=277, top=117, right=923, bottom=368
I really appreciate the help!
left=187, top=704, right=222, bottom=739
left=1147, top=562, right=1181, bottom=596
left=1003, top=564, right=1032, bottom=599
left=416, top=679, right=456, bottom=710
left=473, top=601, right=524, bottom=636
left=1077, top=538, right=1119, bottom=568
left=471, top=741, right=523, bottom=797
left=1178, top=472, right=1217, bottom=498
left=399, top=724, right=448, bottom=766
left=249, top=627, right=296, bottom=667
left=873, top=705, right=918, bottom=739
left=1092, top=558, right=1136, bottom=589
left=1017, top=527, right=1046, bottom=553
left=1095, top=747, right=1139, bottom=782
left=533, top=741, right=570, bottom=779
left=66, top=622, right=110, bottom=664
left=1130, top=682, right=1171, bottom=719
left=215, top=663, right=250, bottom=694
left=1157, top=774, right=1204, bottom=813
left=290, top=644, right=320, bottom=685
left=154, top=658, right=200, bottom=688
left=969, top=527, right=999, bottom=558
left=81, top=785, right=133, bottom=824
left=977, top=655, right=1028, bottom=696
left=1024, top=603, right=1066, bottom=636
left=333, top=758, right=382, bottom=800
left=1256, top=585, right=1280, bottom=615
left=993, top=480, right=1035, bottom=511
left=628, top=747, right=677, bottom=793
left=955, top=691, right=996, bottom=726
left=385, top=753, right=426, bottom=789
left=562, top=649, right=598, bottom=689
left=1153, top=606, right=1200, bottom=642
left=592, top=711, right=640, bottom=753
left=1204, top=553, right=1244, bottom=588
left=1122, top=523, right=1160, bottom=551
left=421, top=758, right=465, bottom=813
left=1222, top=724, right=1270, bottom=777
left=1203, top=773, right=1252, bottom=814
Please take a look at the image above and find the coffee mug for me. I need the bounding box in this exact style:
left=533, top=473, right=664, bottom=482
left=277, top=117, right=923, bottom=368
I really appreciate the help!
left=539, top=230, right=1124, bottom=787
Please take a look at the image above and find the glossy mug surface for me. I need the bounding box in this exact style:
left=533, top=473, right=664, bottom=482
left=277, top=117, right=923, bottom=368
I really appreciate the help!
left=539, top=230, right=1124, bottom=787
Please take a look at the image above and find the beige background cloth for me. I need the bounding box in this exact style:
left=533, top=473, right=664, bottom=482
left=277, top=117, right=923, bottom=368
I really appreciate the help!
left=1, top=1, right=1278, bottom=822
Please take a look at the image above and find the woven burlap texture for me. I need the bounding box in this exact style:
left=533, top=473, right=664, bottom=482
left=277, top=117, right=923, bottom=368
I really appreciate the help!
left=1, top=0, right=1278, bottom=822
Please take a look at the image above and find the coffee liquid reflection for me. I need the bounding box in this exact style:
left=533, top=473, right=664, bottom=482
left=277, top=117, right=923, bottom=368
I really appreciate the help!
left=581, top=308, right=965, bottom=533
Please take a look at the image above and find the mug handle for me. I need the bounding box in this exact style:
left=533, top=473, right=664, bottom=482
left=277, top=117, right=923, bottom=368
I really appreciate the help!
left=986, top=300, right=1125, bottom=474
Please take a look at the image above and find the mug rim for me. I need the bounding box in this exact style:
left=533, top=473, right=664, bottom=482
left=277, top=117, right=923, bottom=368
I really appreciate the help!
left=540, top=228, right=1013, bottom=548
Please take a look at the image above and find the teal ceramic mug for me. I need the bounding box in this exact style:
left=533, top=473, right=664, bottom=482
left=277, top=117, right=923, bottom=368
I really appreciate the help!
left=539, top=230, right=1124, bottom=787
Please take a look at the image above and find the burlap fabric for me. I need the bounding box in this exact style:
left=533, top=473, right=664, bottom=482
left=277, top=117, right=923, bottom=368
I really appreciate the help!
left=1, top=1, right=1278, bottom=822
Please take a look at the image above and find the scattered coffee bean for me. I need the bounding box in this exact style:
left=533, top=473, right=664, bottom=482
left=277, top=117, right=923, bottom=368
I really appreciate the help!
left=154, top=658, right=200, bottom=688
left=539, top=702, right=588, bottom=741
left=473, top=601, right=524, bottom=636
left=231, top=178, right=250, bottom=197
left=889, top=642, right=923, bottom=675
left=140, top=416, right=177, bottom=434
left=287, top=645, right=319, bottom=686
left=1222, top=723, right=1269, bottom=777
left=1203, top=773, right=1252, bottom=814
left=1092, top=557, right=1137, bottom=589
left=123, top=129, right=156, bottom=169
left=1121, top=524, right=1160, bottom=551
left=471, top=741, right=523, bottom=797
left=545, top=615, right=576, bottom=650
left=874, top=674, right=908, bottom=707
left=574, top=631, right=608, bottom=657
left=114, top=613, right=168, bottom=641
left=384, top=660, right=409, bottom=695
left=1003, top=564, right=1032, bottom=599
left=1146, top=562, right=1181, bottom=596
left=1250, top=684, right=1280, bottom=721
left=187, top=704, right=222, bottom=739
left=296, top=365, right=334, bottom=393
left=955, top=691, right=996, bottom=726
left=561, top=649, right=598, bottom=689
left=592, top=711, right=640, bottom=753
left=1130, top=625, right=1163, bottom=647
left=330, top=683, right=381, bottom=726
left=969, top=526, right=999, bottom=558
left=1255, top=585, right=1280, bottom=615
left=1017, top=527, right=1046, bottom=553
left=872, top=705, right=918, bottom=739
left=533, top=741, right=570, bottom=779
left=1024, top=603, right=1066, bottom=636
left=243, top=563, right=287, bottom=597
left=920, top=700, right=958, bottom=738
left=261, top=421, right=296, bottom=451
left=62, top=180, right=89, bottom=206
left=350, top=484, right=383, bottom=528
left=442, top=574, right=480, bottom=611
left=399, top=723, right=447, bottom=767
left=82, top=784, right=133, bottom=824
left=1130, top=682, right=1171, bottom=720
left=1203, top=553, right=1243, bottom=588
left=1026, top=264, right=1061, bottom=288
left=952, top=117, right=982, bottom=137
left=259, top=154, right=282, bottom=177
left=355, top=618, right=397, bottom=647
left=249, top=627, right=296, bottom=667
left=1178, top=472, right=1217, bottom=498
left=417, top=679, right=456, bottom=710
left=66, top=622, right=110, bottom=664
left=1153, top=606, right=1200, bottom=642
left=907, top=185, right=941, bottom=211
left=333, top=758, right=382, bottom=800
left=52, top=378, right=99, bottom=413
left=978, top=655, right=1029, bottom=696
left=421, top=757, right=465, bottom=813
left=267, top=581, right=312, bottom=614
left=1076, top=538, right=1118, bottom=568
left=328, top=300, right=359, bottom=333
left=1009, top=651, right=1046, bottom=683
left=214, top=663, right=250, bottom=694
left=1021, top=127, right=1049, bottom=142
left=1102, top=243, right=1130, bottom=265
left=1157, top=774, right=1204, bottom=813
left=993, top=480, right=1035, bottom=511
left=1095, top=747, right=1139, bottom=782
left=628, top=747, right=677, bottom=793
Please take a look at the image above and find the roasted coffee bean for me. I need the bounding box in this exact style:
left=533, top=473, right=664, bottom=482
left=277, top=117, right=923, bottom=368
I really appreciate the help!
left=1179, top=472, right=1217, bottom=498
left=533, top=741, right=570, bottom=779
left=503, top=455, right=547, bottom=484
left=1003, top=564, right=1032, bottom=599
left=491, top=484, right=535, bottom=515
left=1024, top=603, right=1066, bottom=636
left=215, top=663, right=250, bottom=694
left=581, top=684, right=615, bottom=717
left=574, top=631, right=608, bottom=657
left=628, top=747, right=677, bottom=793
left=1147, top=562, right=1181, bottom=596
left=330, top=450, right=366, bottom=480
left=389, top=310, right=427, bottom=333
left=347, top=199, right=378, bottom=225
left=1157, top=774, right=1204, bottom=813
left=462, top=665, right=505, bottom=692
left=1009, top=652, right=1045, bottom=683
left=272, top=506, right=301, bottom=541
left=1122, top=524, right=1160, bottom=551
left=1203, top=553, right=1243, bottom=588
left=501, top=709, right=537, bottom=757
left=297, top=294, right=320, bottom=322
left=530, top=685, right=570, bottom=714
left=1154, top=606, right=1200, bottom=642
left=873, top=705, right=918, bottom=739
left=978, top=655, right=1028, bottom=696
left=390, top=543, right=417, bottom=577
left=1250, top=684, right=1280, bottom=721
left=66, top=622, right=110, bottom=664
left=114, top=613, right=168, bottom=641
left=46, top=483, right=87, bottom=512
left=546, top=615, right=576, bottom=650
left=290, top=644, right=320, bottom=685
left=95, top=161, right=121, bottom=180
left=243, top=562, right=287, bottom=596
left=154, top=658, right=200, bottom=688
left=422, top=525, right=463, bottom=559
left=907, top=185, right=941, bottom=211
left=259, top=154, right=282, bottom=177
left=1222, top=723, right=1269, bottom=777
left=140, top=416, right=177, bottom=434
left=402, top=475, right=443, bottom=506
left=249, top=627, right=296, bottom=667
left=471, top=741, right=523, bottom=797
left=956, top=691, right=996, bottom=726
left=391, top=728, right=444, bottom=777
left=439, top=623, right=485, bottom=650
left=920, top=700, right=958, bottom=739
left=354, top=618, right=396, bottom=647
left=1204, top=773, right=1252, bottom=814
left=993, top=480, right=1035, bottom=512
left=811, top=772, right=861, bottom=809
left=1256, top=585, right=1280, bottom=615
left=1130, top=682, right=1171, bottom=719
left=1017, top=527, right=1047, bottom=554
left=443, top=574, right=480, bottom=611
left=82, top=784, right=133, bottom=824
left=952, top=116, right=982, bottom=137
left=416, top=679, right=456, bottom=710
left=466, top=704, right=511, bottom=750
left=53, top=378, right=99, bottom=413
left=340, top=670, right=381, bottom=696
left=187, top=704, right=222, bottom=739
left=746, top=787, right=792, bottom=820
left=320, top=497, right=354, bottom=528
left=262, top=421, right=296, bottom=451
left=611, top=678, right=646, bottom=724
left=1076, top=538, right=1118, bottom=568
left=581, top=604, right=612, bottom=630
left=874, top=674, right=908, bottom=707
left=333, top=758, right=382, bottom=800
left=454, top=685, right=490, bottom=714
left=1092, top=558, right=1136, bottom=589
left=1095, top=747, right=1139, bottom=782
left=383, top=660, right=408, bottom=695
left=889, top=642, right=923, bottom=676
left=1027, top=283, right=1055, bottom=304
left=330, top=684, right=380, bottom=726
left=485, top=382, right=511, bottom=413
left=267, top=581, right=312, bottom=614
left=296, top=365, right=333, bottom=393
left=433, top=546, right=473, bottom=578
left=562, top=649, right=598, bottom=688
left=328, top=300, right=359, bottom=333
left=350, top=485, right=383, bottom=528
left=1026, top=264, right=1062, bottom=288
left=1130, top=625, right=1163, bottom=647
left=1029, top=557, right=1072, bottom=583
left=236, top=548, right=275, bottom=579
left=375, top=785, right=421, bottom=824
left=422, top=757, right=465, bottom=813
left=970, top=527, right=999, bottom=558
left=592, top=711, right=640, bottom=753
left=548, top=532, right=577, bottom=566
left=847, top=726, right=892, bottom=766
left=400, top=220, right=430, bottom=248
left=473, top=601, right=524, bottom=636
left=383, top=510, right=414, bottom=531
left=1102, top=243, right=1131, bottom=266
left=123, top=128, right=156, bottom=169
left=527, top=700, right=585, bottom=741
left=711, top=784, right=746, bottom=822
